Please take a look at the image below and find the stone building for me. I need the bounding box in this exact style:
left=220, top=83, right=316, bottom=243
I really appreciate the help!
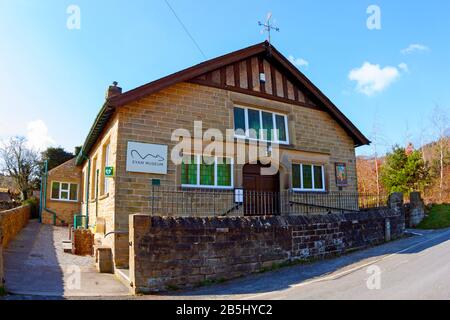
left=43, top=42, right=370, bottom=269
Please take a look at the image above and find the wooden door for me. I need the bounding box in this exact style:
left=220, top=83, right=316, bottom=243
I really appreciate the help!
left=243, top=164, right=280, bottom=215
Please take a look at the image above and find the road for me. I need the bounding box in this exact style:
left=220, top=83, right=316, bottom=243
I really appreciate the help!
left=3, top=227, right=450, bottom=300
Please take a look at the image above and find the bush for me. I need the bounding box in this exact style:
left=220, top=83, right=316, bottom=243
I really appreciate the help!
left=22, top=197, right=39, bottom=219
left=417, top=204, right=450, bottom=230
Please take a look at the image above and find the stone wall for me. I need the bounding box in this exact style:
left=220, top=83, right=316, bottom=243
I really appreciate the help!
left=405, top=192, right=425, bottom=227
left=0, top=228, right=3, bottom=290
left=0, top=205, right=31, bottom=248
left=80, top=113, right=119, bottom=258
left=0, top=204, right=31, bottom=290
left=130, top=194, right=405, bottom=293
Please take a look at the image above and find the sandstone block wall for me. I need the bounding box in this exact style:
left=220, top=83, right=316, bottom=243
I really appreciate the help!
left=114, top=82, right=358, bottom=267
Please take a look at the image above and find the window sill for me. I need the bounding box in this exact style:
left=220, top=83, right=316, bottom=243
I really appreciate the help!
left=49, top=198, right=79, bottom=203
left=291, top=189, right=327, bottom=194
left=99, top=193, right=109, bottom=200
left=234, top=136, right=290, bottom=146
left=181, top=185, right=234, bottom=191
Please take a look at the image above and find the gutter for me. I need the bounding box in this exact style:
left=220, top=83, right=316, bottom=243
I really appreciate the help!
left=75, top=102, right=115, bottom=166
left=77, top=152, right=91, bottom=229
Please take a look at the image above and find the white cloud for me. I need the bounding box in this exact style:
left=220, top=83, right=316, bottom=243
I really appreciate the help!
left=288, top=55, right=309, bottom=68
left=26, top=120, right=55, bottom=151
left=401, top=44, right=430, bottom=55
left=348, top=62, right=402, bottom=96
left=398, top=62, right=409, bottom=72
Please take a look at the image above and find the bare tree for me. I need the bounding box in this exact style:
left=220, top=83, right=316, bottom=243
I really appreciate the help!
left=431, top=106, right=450, bottom=202
left=418, top=116, right=429, bottom=163
left=370, top=109, right=389, bottom=199
left=0, top=136, right=40, bottom=200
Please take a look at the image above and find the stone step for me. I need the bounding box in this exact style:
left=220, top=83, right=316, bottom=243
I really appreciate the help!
left=62, top=240, right=72, bottom=253
left=115, top=268, right=133, bottom=292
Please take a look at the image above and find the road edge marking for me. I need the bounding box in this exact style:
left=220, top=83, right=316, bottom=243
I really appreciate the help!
left=242, top=229, right=450, bottom=300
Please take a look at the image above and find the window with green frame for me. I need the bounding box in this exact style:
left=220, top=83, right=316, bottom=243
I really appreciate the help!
left=291, top=163, right=325, bottom=191
left=181, top=155, right=197, bottom=185
left=233, top=106, right=289, bottom=143
left=181, top=155, right=233, bottom=188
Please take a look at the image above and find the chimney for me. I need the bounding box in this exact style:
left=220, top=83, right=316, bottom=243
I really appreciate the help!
left=106, top=81, right=122, bottom=99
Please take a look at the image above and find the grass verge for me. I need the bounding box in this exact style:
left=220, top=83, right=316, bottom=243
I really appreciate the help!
left=417, top=204, right=450, bottom=230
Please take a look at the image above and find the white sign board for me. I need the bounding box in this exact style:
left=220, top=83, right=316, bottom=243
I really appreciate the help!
left=126, top=141, right=168, bottom=174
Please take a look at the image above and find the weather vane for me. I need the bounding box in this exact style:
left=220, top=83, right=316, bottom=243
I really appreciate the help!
left=258, top=12, right=280, bottom=45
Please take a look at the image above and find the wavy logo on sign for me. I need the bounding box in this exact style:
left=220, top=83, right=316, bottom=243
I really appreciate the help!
left=131, top=150, right=165, bottom=162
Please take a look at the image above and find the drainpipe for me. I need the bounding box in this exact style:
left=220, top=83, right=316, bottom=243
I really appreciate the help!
left=79, top=152, right=91, bottom=229
left=41, top=160, right=58, bottom=225
left=39, top=177, right=43, bottom=223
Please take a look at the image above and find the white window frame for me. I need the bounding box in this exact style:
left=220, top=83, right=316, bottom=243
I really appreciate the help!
left=50, top=181, right=79, bottom=202
left=181, top=155, right=234, bottom=190
left=292, top=164, right=326, bottom=192
left=233, top=105, right=290, bottom=145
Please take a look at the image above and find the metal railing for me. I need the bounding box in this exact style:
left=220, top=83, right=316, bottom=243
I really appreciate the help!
left=149, top=186, right=389, bottom=217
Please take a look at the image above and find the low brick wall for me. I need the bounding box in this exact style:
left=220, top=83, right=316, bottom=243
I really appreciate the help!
left=72, top=228, right=94, bottom=256
left=0, top=201, right=20, bottom=211
left=0, top=204, right=31, bottom=289
left=130, top=194, right=405, bottom=293
left=0, top=229, right=3, bottom=290
left=0, top=205, right=31, bottom=248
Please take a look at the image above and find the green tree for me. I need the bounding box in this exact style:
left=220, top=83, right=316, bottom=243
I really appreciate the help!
left=40, top=147, right=74, bottom=171
left=380, top=146, right=430, bottom=194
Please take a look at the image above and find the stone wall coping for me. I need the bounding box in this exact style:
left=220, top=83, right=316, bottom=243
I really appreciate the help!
left=133, top=209, right=401, bottom=231
left=0, top=204, right=31, bottom=215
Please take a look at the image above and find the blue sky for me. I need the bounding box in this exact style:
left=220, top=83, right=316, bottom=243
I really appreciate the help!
left=0, top=0, right=449, bottom=156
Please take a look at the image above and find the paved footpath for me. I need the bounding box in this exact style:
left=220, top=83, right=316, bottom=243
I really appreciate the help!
left=2, top=220, right=130, bottom=298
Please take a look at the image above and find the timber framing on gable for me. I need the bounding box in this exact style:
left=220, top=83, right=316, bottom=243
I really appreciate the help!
left=76, top=41, right=370, bottom=166
left=189, top=53, right=321, bottom=111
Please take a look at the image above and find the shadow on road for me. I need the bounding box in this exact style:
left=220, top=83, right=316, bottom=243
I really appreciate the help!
left=3, top=220, right=65, bottom=297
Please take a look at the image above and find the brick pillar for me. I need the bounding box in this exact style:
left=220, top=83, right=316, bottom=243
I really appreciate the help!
left=409, top=192, right=425, bottom=227
left=0, top=226, right=4, bottom=290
